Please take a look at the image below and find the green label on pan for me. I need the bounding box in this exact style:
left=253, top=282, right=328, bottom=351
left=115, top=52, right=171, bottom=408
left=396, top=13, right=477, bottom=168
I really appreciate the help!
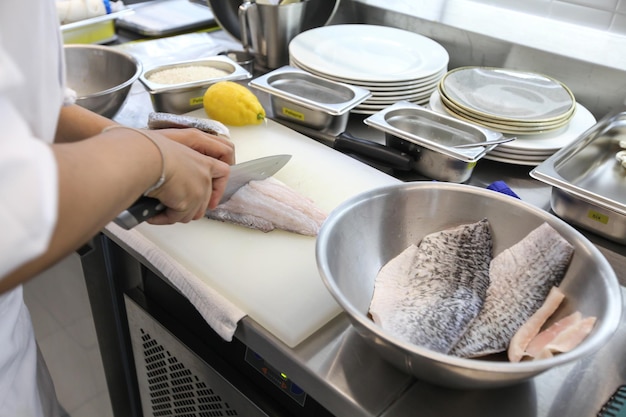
left=190, top=96, right=204, bottom=106
left=282, top=107, right=305, bottom=121
left=587, top=210, right=609, bottom=224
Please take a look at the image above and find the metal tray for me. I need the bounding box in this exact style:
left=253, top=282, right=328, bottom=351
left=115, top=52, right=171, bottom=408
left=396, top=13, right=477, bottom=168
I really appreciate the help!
left=61, top=9, right=131, bottom=44
left=139, top=55, right=251, bottom=114
left=364, top=102, right=501, bottom=183
left=249, top=66, right=371, bottom=132
left=116, top=0, right=216, bottom=37
left=364, top=101, right=500, bottom=160
left=531, top=108, right=626, bottom=244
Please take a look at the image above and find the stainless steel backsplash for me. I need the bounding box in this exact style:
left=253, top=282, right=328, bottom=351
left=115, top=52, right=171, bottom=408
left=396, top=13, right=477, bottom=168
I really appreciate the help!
left=330, top=0, right=626, bottom=120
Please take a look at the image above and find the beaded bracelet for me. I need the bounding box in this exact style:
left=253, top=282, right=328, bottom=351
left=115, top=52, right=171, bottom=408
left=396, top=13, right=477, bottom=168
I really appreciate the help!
left=102, top=125, right=166, bottom=195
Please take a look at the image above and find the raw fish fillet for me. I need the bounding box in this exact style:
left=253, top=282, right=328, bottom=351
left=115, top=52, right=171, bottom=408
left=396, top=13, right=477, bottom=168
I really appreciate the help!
left=369, top=219, right=492, bottom=354
left=523, top=312, right=596, bottom=360
left=147, top=112, right=230, bottom=139
left=451, top=222, right=574, bottom=358
left=507, top=286, right=565, bottom=362
left=205, top=177, right=327, bottom=236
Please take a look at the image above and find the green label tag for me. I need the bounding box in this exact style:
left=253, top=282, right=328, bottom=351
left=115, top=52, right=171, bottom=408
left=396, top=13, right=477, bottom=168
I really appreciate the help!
left=587, top=210, right=609, bottom=224
left=190, top=96, right=204, bottom=106
left=282, top=107, right=305, bottom=121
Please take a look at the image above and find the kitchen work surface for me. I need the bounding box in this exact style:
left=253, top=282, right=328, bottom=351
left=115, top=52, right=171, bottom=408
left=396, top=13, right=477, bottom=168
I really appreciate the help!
left=134, top=110, right=400, bottom=348
left=95, top=29, right=626, bottom=417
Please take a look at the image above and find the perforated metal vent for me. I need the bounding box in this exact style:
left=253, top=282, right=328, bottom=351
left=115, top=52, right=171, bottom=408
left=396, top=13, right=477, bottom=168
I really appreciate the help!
left=139, top=328, right=239, bottom=417
left=125, top=295, right=268, bottom=417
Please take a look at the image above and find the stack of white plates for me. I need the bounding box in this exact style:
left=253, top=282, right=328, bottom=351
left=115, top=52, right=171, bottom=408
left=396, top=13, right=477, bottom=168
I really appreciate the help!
left=437, top=67, right=577, bottom=135
left=289, top=24, right=449, bottom=114
left=429, top=90, right=596, bottom=166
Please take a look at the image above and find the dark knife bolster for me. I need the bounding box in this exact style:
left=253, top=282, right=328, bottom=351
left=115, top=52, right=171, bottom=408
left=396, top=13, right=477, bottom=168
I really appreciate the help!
left=114, top=196, right=165, bottom=230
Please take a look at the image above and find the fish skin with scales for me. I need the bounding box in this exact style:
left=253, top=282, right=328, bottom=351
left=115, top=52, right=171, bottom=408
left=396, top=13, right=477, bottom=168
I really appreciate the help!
left=369, top=219, right=493, bottom=354
left=147, top=112, right=231, bottom=139
left=451, top=222, right=575, bottom=358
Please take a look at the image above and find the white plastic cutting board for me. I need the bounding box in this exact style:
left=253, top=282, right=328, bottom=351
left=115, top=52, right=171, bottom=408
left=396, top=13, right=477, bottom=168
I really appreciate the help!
left=136, top=111, right=400, bottom=347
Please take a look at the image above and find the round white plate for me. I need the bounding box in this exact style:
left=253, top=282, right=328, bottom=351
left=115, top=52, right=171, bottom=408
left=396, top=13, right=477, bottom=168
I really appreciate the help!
left=440, top=66, right=575, bottom=122
left=488, top=149, right=549, bottom=162
left=289, top=24, right=449, bottom=83
left=483, top=153, right=545, bottom=166
left=429, top=90, right=595, bottom=153
left=290, top=58, right=446, bottom=90
left=492, top=145, right=555, bottom=156
left=362, top=89, right=435, bottom=104
left=352, top=98, right=432, bottom=115
left=363, top=83, right=439, bottom=96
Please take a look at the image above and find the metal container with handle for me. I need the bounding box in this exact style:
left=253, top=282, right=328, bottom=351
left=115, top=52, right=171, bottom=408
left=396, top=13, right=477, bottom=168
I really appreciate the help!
left=238, top=0, right=309, bottom=69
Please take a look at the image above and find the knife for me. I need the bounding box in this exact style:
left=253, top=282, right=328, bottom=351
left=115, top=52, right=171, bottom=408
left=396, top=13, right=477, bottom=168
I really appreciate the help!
left=114, top=154, right=292, bottom=229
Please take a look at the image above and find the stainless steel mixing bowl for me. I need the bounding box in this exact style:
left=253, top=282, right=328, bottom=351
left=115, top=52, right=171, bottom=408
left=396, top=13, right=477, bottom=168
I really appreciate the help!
left=316, top=182, right=622, bottom=389
left=65, top=44, right=141, bottom=118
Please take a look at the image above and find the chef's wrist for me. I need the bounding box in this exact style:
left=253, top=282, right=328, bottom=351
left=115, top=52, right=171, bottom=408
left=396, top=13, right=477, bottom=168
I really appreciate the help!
left=101, top=126, right=166, bottom=195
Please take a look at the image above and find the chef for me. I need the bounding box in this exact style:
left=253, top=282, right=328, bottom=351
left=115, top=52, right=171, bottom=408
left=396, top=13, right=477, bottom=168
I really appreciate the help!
left=0, top=0, right=235, bottom=416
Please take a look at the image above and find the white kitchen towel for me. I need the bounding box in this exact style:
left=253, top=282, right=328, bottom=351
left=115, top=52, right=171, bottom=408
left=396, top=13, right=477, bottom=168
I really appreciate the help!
left=105, top=222, right=246, bottom=341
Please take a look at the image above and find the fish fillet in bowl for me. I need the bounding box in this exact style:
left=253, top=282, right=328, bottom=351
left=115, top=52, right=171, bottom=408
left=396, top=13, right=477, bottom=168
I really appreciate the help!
left=315, top=182, right=621, bottom=388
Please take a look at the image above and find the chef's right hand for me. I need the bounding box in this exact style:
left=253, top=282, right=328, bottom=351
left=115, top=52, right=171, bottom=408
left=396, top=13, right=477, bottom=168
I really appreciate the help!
left=142, top=130, right=231, bottom=225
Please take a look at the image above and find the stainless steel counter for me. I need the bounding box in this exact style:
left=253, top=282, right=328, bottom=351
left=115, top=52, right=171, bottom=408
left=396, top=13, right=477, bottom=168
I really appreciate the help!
left=97, top=29, right=626, bottom=417
left=227, top=114, right=626, bottom=417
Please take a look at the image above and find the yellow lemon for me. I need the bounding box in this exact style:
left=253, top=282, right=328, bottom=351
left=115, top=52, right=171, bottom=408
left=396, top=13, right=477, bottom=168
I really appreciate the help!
left=203, top=81, right=265, bottom=126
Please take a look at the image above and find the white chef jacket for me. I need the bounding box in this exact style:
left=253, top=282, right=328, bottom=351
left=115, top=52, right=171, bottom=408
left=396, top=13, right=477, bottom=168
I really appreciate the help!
left=0, top=0, right=67, bottom=415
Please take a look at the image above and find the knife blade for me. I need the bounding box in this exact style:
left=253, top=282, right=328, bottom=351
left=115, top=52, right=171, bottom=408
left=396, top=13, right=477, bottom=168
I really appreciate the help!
left=114, top=154, right=292, bottom=229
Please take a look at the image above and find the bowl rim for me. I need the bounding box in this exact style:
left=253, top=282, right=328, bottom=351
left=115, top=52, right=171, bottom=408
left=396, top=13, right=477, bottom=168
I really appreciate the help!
left=316, top=182, right=622, bottom=374
left=64, top=44, right=142, bottom=100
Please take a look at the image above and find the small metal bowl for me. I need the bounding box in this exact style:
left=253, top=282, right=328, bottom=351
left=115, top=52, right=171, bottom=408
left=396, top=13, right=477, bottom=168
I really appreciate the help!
left=316, top=182, right=621, bottom=388
left=65, top=44, right=141, bottom=118
left=249, top=66, right=371, bottom=135
left=365, top=102, right=501, bottom=183
left=139, top=55, right=251, bottom=114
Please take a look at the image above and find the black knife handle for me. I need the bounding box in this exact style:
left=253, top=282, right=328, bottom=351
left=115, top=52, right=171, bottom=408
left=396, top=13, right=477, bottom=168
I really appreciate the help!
left=114, top=196, right=165, bottom=230
left=334, top=132, right=414, bottom=172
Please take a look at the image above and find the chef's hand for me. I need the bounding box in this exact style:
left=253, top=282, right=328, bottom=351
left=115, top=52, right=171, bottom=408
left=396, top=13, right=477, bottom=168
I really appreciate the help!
left=141, top=130, right=231, bottom=225
left=155, top=127, right=236, bottom=165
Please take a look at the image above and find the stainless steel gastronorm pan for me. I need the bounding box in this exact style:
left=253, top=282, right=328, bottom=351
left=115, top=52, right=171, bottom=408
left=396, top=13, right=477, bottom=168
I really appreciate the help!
left=139, top=55, right=251, bottom=114
left=249, top=66, right=371, bottom=134
left=365, top=101, right=500, bottom=183
left=531, top=108, right=626, bottom=244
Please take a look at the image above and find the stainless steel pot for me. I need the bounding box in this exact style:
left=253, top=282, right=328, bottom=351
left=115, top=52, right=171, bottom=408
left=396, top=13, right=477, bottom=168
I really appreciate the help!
left=238, top=1, right=309, bottom=69
left=207, top=0, right=339, bottom=43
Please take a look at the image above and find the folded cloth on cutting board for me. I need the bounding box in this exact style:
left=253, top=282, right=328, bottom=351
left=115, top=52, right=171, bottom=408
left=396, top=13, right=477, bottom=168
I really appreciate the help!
left=105, top=222, right=246, bottom=341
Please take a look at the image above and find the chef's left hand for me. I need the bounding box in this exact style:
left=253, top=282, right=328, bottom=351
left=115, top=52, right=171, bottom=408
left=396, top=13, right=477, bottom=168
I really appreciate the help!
left=155, top=127, right=236, bottom=165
